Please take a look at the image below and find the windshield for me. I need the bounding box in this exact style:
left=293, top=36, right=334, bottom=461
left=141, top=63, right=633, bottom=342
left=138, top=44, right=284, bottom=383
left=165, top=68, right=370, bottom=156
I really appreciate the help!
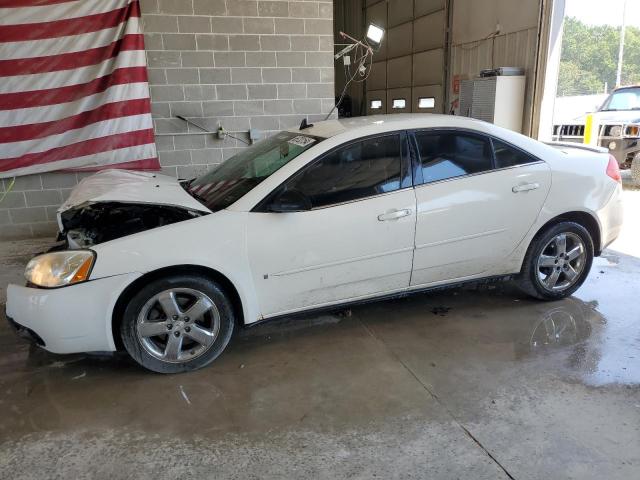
left=185, top=131, right=322, bottom=211
left=600, top=87, right=640, bottom=111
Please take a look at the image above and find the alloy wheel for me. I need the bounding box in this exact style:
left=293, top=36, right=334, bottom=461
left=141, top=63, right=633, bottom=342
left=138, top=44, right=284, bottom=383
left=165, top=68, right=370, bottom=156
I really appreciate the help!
left=136, top=288, right=221, bottom=363
left=536, top=232, right=587, bottom=292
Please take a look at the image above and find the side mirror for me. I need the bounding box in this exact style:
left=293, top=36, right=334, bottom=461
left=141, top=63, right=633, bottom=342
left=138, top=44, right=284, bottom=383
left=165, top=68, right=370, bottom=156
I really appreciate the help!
left=268, top=189, right=312, bottom=212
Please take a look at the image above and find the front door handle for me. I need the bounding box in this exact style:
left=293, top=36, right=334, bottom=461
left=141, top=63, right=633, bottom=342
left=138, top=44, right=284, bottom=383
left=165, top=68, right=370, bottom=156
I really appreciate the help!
left=512, top=182, right=540, bottom=193
left=377, top=209, right=412, bottom=221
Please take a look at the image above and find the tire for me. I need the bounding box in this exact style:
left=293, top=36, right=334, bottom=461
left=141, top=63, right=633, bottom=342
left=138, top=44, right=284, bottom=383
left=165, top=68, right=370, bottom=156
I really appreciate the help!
left=515, top=221, right=594, bottom=300
left=120, top=274, right=235, bottom=373
left=631, top=153, right=640, bottom=185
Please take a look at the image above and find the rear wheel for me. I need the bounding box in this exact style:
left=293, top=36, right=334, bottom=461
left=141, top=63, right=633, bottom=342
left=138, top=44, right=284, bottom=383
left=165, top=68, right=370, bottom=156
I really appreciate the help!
left=516, top=222, right=594, bottom=300
left=120, top=275, right=235, bottom=373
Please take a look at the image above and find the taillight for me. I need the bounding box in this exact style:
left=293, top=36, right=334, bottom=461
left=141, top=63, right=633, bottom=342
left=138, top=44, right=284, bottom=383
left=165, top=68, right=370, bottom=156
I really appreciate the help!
left=606, top=155, right=621, bottom=182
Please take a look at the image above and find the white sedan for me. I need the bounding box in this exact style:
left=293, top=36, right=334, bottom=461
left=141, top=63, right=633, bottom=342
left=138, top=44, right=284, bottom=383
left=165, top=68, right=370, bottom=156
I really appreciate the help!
left=6, top=114, right=624, bottom=373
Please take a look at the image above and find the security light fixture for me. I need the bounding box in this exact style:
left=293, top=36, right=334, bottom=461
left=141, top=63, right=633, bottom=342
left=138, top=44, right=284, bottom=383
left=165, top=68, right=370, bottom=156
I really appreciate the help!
left=392, top=98, right=406, bottom=109
left=366, top=24, right=385, bottom=45
left=418, top=97, right=436, bottom=109
left=370, top=100, right=383, bottom=110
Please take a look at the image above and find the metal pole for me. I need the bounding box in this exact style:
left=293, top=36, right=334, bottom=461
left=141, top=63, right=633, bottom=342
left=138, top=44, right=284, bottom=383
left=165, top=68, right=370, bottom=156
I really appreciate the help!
left=616, top=0, right=627, bottom=87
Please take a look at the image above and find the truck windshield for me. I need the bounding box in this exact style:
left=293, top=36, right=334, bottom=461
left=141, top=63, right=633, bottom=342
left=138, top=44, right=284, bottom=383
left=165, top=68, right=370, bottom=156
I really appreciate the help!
left=185, top=131, right=323, bottom=211
left=601, top=87, right=640, bottom=111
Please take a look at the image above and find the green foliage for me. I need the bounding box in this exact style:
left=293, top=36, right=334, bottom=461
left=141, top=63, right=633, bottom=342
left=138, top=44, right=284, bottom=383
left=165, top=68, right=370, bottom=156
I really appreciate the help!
left=558, top=16, right=640, bottom=96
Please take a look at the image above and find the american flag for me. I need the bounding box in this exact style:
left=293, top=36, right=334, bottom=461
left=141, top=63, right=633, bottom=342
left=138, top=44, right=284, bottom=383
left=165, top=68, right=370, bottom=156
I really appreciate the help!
left=0, top=0, right=159, bottom=178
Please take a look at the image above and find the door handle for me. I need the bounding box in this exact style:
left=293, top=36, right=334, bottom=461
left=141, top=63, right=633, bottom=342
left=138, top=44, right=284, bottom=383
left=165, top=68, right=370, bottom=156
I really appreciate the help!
left=512, top=182, right=540, bottom=193
left=377, top=209, right=412, bottom=221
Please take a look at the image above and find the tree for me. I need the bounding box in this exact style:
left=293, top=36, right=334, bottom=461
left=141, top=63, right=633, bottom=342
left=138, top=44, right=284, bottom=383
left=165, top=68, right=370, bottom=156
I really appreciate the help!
left=558, top=17, right=640, bottom=96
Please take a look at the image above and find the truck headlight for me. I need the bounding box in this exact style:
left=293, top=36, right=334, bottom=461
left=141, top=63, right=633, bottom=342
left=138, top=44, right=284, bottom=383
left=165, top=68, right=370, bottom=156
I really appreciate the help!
left=609, top=125, right=623, bottom=137
left=624, top=124, right=640, bottom=137
left=25, top=250, right=95, bottom=288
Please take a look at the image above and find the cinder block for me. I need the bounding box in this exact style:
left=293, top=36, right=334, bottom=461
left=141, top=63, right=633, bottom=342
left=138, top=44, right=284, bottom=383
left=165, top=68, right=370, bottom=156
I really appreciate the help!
left=155, top=118, right=189, bottom=134
left=139, top=0, right=159, bottom=14
left=258, top=1, right=289, bottom=17
left=158, top=0, right=193, bottom=15
left=319, top=2, right=333, bottom=18
left=150, top=85, right=185, bottom=101
left=160, top=166, right=178, bottom=178
left=0, top=224, right=33, bottom=240
left=212, top=17, right=243, bottom=34
left=181, top=51, right=215, bottom=67
left=143, top=15, right=178, bottom=33
left=178, top=16, right=211, bottom=33
left=31, top=222, right=59, bottom=238
left=214, top=52, right=246, bottom=67
left=191, top=149, right=223, bottom=164
left=9, top=207, right=47, bottom=224
left=202, top=100, right=235, bottom=116
left=0, top=210, right=10, bottom=225
left=163, top=33, right=197, bottom=51
left=41, top=173, right=78, bottom=189
left=196, top=34, right=229, bottom=51
left=246, top=52, right=276, bottom=67
left=276, top=52, right=306, bottom=67
left=228, top=1, right=258, bottom=16
left=166, top=68, right=200, bottom=84
left=275, top=18, right=305, bottom=34
left=234, top=100, right=264, bottom=115
left=262, top=68, right=292, bottom=83
left=199, top=68, right=231, bottom=84
left=45, top=205, right=59, bottom=221
left=217, top=85, right=248, bottom=100
left=293, top=98, right=322, bottom=114
left=264, top=99, right=294, bottom=114
left=0, top=192, right=26, bottom=208
left=277, top=83, right=306, bottom=99
left=60, top=188, right=74, bottom=201
left=144, top=33, right=164, bottom=50
left=292, top=67, right=320, bottom=82
left=170, top=101, right=204, bottom=117
left=306, top=51, right=332, bottom=67
left=159, top=150, right=192, bottom=167
left=250, top=115, right=280, bottom=130
left=319, top=35, right=333, bottom=51
left=147, top=68, right=167, bottom=85
left=279, top=114, right=304, bottom=129
left=193, top=0, right=226, bottom=15
left=185, top=85, right=217, bottom=101
left=307, top=83, right=334, bottom=98
left=248, top=84, right=278, bottom=99
left=290, top=2, right=319, bottom=18
left=229, top=35, right=260, bottom=51
left=155, top=135, right=175, bottom=152
left=320, top=67, right=334, bottom=82
left=174, top=135, right=207, bottom=150
left=243, top=18, right=275, bottom=34
left=304, top=18, right=332, bottom=34
left=152, top=102, right=171, bottom=118
left=9, top=175, right=41, bottom=191
left=291, top=35, right=319, bottom=51
left=147, top=51, right=181, bottom=68
left=260, top=35, right=290, bottom=51
left=231, top=68, right=262, bottom=84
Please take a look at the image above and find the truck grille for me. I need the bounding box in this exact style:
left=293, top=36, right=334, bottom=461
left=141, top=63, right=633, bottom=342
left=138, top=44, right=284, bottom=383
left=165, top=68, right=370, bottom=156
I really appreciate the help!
left=553, top=124, right=585, bottom=137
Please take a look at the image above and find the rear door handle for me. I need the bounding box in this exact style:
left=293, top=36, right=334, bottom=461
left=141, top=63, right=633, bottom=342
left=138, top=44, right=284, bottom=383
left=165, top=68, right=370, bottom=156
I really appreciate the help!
left=512, top=182, right=540, bottom=193
left=377, top=209, right=412, bottom=221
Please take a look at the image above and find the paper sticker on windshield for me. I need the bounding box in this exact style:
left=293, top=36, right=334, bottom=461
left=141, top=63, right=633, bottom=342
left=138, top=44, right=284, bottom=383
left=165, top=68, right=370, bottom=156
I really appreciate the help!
left=288, top=135, right=316, bottom=148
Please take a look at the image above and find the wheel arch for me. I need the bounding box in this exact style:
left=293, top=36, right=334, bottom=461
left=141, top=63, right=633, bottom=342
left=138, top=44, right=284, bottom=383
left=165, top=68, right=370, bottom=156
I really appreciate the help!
left=111, top=265, right=245, bottom=351
left=531, top=210, right=602, bottom=257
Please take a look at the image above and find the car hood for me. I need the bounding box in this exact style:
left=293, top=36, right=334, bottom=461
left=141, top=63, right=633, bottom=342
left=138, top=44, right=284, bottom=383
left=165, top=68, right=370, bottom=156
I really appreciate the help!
left=567, top=110, right=640, bottom=125
left=58, top=169, right=211, bottom=214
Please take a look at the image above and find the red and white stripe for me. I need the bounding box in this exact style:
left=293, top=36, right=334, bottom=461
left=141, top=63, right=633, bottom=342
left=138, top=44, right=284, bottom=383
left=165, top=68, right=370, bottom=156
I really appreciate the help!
left=0, top=0, right=159, bottom=178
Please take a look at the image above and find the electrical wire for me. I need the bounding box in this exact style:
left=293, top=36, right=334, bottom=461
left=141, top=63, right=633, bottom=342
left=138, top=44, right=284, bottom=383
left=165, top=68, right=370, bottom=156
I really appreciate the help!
left=0, top=177, right=16, bottom=206
left=225, top=132, right=250, bottom=145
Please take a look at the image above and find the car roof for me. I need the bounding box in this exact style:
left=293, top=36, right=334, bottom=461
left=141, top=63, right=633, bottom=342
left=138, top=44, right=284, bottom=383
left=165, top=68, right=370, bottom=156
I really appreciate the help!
left=287, top=113, right=491, bottom=139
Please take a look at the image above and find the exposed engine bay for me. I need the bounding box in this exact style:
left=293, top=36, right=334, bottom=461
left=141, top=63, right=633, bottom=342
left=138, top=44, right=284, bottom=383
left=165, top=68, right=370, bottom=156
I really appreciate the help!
left=58, top=202, right=207, bottom=248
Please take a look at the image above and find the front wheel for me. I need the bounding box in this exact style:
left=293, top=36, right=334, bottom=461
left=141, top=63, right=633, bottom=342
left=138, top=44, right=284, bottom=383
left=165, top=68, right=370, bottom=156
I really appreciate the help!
left=515, top=222, right=594, bottom=300
left=120, top=275, right=235, bottom=373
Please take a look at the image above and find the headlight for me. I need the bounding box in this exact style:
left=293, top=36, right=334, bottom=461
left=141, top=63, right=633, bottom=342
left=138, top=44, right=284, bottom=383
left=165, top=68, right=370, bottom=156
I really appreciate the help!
left=624, top=124, right=640, bottom=138
left=25, top=250, right=95, bottom=288
left=609, top=125, right=623, bottom=137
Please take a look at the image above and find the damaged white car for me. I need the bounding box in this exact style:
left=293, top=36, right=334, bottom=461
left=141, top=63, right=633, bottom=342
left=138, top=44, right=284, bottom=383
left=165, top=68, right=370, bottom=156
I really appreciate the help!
left=6, top=114, right=624, bottom=373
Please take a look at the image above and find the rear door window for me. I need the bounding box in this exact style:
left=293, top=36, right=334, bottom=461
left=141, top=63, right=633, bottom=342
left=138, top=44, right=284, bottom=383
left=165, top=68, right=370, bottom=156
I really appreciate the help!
left=414, top=131, right=494, bottom=184
left=492, top=139, right=538, bottom=168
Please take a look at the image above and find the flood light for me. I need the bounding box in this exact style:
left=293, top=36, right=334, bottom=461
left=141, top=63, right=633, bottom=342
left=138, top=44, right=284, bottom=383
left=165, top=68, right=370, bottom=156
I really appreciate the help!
left=418, top=97, right=435, bottom=109
left=370, top=100, right=383, bottom=109
left=366, top=24, right=384, bottom=45
left=392, top=98, right=406, bottom=109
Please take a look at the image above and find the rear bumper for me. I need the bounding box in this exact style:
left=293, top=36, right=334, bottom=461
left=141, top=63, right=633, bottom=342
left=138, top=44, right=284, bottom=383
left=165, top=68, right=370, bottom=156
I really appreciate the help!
left=5, top=272, right=141, bottom=354
left=597, top=182, right=624, bottom=252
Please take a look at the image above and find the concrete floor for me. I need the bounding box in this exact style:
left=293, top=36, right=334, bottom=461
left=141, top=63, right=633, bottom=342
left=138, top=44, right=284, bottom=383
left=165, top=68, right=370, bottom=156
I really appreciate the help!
left=1, top=192, right=639, bottom=479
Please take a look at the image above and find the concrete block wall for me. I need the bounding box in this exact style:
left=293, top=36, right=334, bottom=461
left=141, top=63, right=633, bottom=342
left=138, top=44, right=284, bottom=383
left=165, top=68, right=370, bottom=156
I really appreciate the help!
left=0, top=0, right=335, bottom=240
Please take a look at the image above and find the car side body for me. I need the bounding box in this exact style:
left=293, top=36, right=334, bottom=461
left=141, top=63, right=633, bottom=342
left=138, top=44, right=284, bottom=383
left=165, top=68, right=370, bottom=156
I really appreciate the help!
left=6, top=114, right=623, bottom=359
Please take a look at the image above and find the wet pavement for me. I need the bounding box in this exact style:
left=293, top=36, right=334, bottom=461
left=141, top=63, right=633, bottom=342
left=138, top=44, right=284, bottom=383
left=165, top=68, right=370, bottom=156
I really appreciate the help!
left=1, top=192, right=639, bottom=479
